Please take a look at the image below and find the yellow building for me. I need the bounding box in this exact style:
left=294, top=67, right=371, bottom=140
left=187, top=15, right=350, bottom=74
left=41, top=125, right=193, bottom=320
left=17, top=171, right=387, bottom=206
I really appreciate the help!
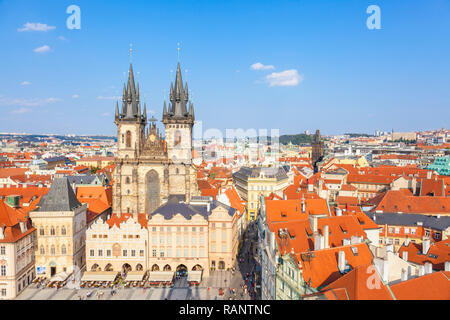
left=233, top=166, right=289, bottom=221
left=84, top=197, right=239, bottom=279
left=76, top=156, right=115, bottom=170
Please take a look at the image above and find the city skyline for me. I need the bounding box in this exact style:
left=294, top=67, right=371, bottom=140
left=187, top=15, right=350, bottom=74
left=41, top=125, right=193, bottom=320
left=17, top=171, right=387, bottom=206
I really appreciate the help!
left=1, top=0, right=449, bottom=135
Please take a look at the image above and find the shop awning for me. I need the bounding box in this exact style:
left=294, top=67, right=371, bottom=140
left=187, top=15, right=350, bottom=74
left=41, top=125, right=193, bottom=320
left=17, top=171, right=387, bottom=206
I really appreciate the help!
left=81, top=271, right=118, bottom=282
left=126, top=271, right=146, bottom=281
left=148, top=271, right=174, bottom=282
left=187, top=270, right=202, bottom=283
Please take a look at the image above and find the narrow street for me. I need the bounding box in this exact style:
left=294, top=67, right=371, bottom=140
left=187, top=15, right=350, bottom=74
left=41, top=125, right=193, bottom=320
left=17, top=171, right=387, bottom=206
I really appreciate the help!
left=223, top=221, right=260, bottom=300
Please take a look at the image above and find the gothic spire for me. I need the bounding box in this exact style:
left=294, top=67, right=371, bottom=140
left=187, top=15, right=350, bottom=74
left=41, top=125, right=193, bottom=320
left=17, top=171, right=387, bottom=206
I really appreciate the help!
left=143, top=103, right=147, bottom=122
left=163, top=100, right=167, bottom=116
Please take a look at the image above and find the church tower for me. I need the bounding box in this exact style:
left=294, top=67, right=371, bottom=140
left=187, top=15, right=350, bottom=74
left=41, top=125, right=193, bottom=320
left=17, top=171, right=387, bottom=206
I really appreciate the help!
left=162, top=62, right=195, bottom=164
left=162, top=62, right=197, bottom=199
left=115, top=63, right=147, bottom=160
left=113, top=62, right=147, bottom=217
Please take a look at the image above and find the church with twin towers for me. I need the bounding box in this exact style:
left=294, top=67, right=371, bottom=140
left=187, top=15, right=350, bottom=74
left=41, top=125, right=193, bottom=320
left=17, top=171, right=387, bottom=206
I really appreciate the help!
left=112, top=57, right=199, bottom=217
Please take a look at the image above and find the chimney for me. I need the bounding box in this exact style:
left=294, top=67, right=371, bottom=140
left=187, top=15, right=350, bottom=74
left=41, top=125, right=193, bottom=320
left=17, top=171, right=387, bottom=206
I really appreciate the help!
left=342, top=238, right=350, bottom=246
left=338, top=250, right=346, bottom=273
left=301, top=200, right=306, bottom=213
left=351, top=236, right=361, bottom=244
left=404, top=237, right=410, bottom=246
left=401, top=268, right=408, bottom=281
left=314, top=234, right=324, bottom=251
left=309, top=215, right=318, bottom=234
left=424, top=262, right=433, bottom=274
left=335, top=207, right=342, bottom=216
left=323, top=225, right=329, bottom=249
left=402, top=251, right=408, bottom=262
left=385, top=244, right=394, bottom=253
left=422, top=239, right=430, bottom=255
left=427, top=171, right=432, bottom=179
left=418, top=265, right=425, bottom=277
left=307, top=182, right=313, bottom=193
left=19, top=221, right=27, bottom=233
left=381, top=259, right=389, bottom=283
left=445, top=261, right=450, bottom=272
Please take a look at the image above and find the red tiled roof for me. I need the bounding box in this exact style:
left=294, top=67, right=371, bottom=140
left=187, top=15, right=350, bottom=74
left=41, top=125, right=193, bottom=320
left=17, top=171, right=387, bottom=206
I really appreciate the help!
left=398, top=239, right=450, bottom=270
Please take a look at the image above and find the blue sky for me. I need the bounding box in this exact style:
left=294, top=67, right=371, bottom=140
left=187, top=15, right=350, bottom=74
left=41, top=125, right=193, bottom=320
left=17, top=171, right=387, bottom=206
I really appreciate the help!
left=0, top=0, right=449, bottom=136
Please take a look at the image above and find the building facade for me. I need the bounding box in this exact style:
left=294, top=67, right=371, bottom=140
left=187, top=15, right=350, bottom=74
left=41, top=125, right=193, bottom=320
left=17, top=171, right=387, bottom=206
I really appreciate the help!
left=0, top=201, right=36, bottom=300
left=112, top=62, right=198, bottom=217
left=233, top=166, right=289, bottom=221
left=30, top=178, right=87, bottom=278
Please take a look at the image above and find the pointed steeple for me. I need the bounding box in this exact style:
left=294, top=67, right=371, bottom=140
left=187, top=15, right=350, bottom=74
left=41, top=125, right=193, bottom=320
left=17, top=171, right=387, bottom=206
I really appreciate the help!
left=136, top=82, right=140, bottom=101
left=189, top=101, right=194, bottom=118
left=163, top=100, right=167, bottom=116
left=138, top=102, right=141, bottom=118
left=143, top=103, right=147, bottom=122
left=170, top=82, right=174, bottom=100
left=115, top=101, right=119, bottom=119
left=184, top=82, right=189, bottom=101
left=122, top=83, right=127, bottom=101
left=128, top=63, right=136, bottom=96
left=174, top=62, right=183, bottom=99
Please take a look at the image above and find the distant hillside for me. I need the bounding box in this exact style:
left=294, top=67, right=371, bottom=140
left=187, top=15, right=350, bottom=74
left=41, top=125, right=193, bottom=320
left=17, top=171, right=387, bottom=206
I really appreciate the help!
left=344, top=133, right=374, bottom=138
left=280, top=134, right=314, bottom=145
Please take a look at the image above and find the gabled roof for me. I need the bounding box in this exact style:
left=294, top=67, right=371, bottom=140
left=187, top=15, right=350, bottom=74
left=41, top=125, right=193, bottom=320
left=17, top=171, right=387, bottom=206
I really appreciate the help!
left=398, top=239, right=450, bottom=270
left=299, top=243, right=374, bottom=289
left=37, top=177, right=81, bottom=212
left=368, top=190, right=450, bottom=214
left=319, top=263, right=394, bottom=300
left=389, top=271, right=450, bottom=300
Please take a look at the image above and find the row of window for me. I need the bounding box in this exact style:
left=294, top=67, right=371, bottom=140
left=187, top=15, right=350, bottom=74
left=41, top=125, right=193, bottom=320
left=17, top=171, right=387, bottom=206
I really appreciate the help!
left=39, top=245, right=67, bottom=255
left=387, top=226, right=417, bottom=235
left=382, top=238, right=417, bottom=245
left=89, top=249, right=145, bottom=257
left=39, top=226, right=67, bottom=236
left=151, top=248, right=207, bottom=258
left=151, top=226, right=207, bottom=232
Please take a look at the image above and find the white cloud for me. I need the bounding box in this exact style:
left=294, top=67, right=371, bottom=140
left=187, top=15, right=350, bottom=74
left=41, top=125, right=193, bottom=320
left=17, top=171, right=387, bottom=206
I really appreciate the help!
left=72, top=94, right=80, bottom=99
left=18, top=22, right=56, bottom=32
left=11, top=108, right=31, bottom=114
left=265, top=69, right=303, bottom=87
left=21, top=81, right=31, bottom=86
left=0, top=96, right=61, bottom=107
left=33, top=45, right=51, bottom=53
left=58, top=36, right=67, bottom=41
left=250, top=62, right=275, bottom=71
left=97, top=96, right=119, bottom=100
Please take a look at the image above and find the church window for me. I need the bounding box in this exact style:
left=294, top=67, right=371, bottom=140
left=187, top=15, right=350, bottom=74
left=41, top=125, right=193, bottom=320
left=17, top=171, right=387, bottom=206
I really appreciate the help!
left=126, top=177, right=130, bottom=184
left=126, top=131, right=132, bottom=148
left=50, top=245, right=56, bottom=255
left=40, top=246, right=45, bottom=255
left=39, top=228, right=44, bottom=236
left=50, top=227, right=55, bottom=236
left=61, top=245, right=67, bottom=255
left=61, top=226, right=66, bottom=235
